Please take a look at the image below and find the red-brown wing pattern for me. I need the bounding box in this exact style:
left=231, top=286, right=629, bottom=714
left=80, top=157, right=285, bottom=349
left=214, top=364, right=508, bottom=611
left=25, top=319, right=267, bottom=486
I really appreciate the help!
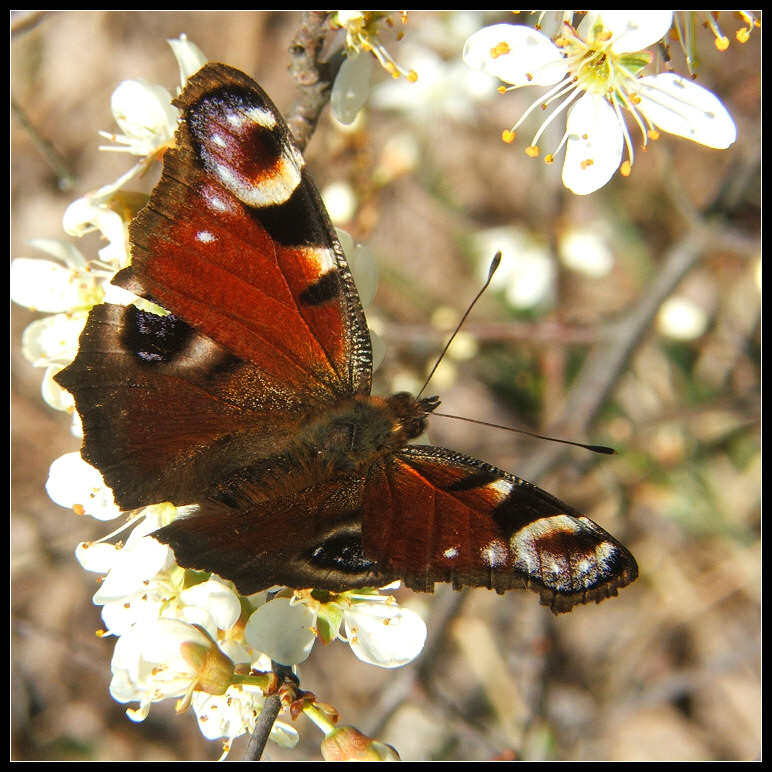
left=55, top=303, right=314, bottom=510
left=55, top=63, right=372, bottom=510
left=123, top=63, right=372, bottom=402
left=362, top=446, right=638, bottom=613
left=154, top=476, right=397, bottom=595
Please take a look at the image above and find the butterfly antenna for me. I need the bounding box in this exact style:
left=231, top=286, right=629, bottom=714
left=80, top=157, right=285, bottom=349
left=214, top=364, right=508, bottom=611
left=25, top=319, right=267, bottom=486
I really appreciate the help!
left=416, top=252, right=501, bottom=399
left=431, top=413, right=616, bottom=455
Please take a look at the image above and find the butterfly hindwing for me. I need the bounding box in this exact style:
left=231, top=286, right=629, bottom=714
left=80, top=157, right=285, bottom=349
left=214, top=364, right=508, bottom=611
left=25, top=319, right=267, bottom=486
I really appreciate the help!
left=362, top=446, right=638, bottom=613
left=154, top=476, right=397, bottom=595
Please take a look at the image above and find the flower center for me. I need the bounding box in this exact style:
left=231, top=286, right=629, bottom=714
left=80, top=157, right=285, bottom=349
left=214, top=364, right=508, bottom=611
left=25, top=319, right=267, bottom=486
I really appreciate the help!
left=558, top=23, right=651, bottom=98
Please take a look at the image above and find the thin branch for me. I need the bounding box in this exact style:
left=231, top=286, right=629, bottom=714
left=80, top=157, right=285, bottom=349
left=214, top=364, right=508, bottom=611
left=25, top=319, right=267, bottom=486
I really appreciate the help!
left=11, top=96, right=77, bottom=191
left=517, top=160, right=759, bottom=482
left=285, top=10, right=345, bottom=151
left=243, top=662, right=295, bottom=761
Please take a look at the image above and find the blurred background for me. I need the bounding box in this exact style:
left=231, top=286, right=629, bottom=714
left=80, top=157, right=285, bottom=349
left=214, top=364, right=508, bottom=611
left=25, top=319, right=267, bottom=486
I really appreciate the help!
left=11, top=11, right=760, bottom=762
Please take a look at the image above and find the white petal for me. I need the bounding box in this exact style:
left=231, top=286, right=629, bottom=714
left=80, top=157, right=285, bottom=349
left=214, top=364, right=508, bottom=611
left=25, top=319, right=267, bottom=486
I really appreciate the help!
left=75, top=540, right=121, bottom=572
left=141, top=618, right=211, bottom=665
left=270, top=721, right=301, bottom=749
left=331, top=51, right=374, bottom=125
left=41, top=365, right=76, bottom=412
left=562, top=94, right=623, bottom=195
left=46, top=452, right=121, bottom=520
left=167, top=35, right=208, bottom=85
left=582, top=11, right=673, bottom=53
left=10, top=258, right=95, bottom=313
left=180, top=579, right=242, bottom=631
left=93, top=538, right=173, bottom=603
left=102, top=596, right=165, bottom=636
left=26, top=238, right=89, bottom=269
left=343, top=601, right=427, bottom=668
left=62, top=195, right=127, bottom=244
left=637, top=73, right=737, bottom=149
left=244, top=597, right=317, bottom=666
left=109, top=79, right=178, bottom=150
left=463, top=24, right=567, bottom=86
left=21, top=314, right=85, bottom=367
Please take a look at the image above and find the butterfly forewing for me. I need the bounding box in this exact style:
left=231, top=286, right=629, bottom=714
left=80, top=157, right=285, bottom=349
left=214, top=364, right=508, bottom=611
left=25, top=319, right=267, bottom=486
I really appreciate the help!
left=125, top=63, right=372, bottom=401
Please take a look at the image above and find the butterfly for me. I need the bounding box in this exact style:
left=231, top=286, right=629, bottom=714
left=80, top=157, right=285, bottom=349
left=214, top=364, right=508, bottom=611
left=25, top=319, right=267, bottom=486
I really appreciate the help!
left=55, top=63, right=638, bottom=614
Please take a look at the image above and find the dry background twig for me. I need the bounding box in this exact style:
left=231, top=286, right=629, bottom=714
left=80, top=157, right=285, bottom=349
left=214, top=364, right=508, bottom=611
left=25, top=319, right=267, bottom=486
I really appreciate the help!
left=11, top=11, right=760, bottom=761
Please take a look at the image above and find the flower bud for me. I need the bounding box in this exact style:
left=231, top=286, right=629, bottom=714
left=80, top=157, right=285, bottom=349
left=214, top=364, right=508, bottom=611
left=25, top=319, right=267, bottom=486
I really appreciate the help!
left=321, top=725, right=400, bottom=761
left=180, top=639, right=235, bottom=696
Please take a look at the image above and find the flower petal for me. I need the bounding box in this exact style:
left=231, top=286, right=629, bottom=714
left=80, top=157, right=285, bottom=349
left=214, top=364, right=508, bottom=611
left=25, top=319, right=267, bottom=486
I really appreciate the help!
left=331, top=51, right=374, bottom=125
left=167, top=35, right=208, bottom=86
left=10, top=258, right=97, bottom=314
left=180, top=579, right=242, bottom=632
left=244, top=597, right=317, bottom=665
left=21, top=314, right=86, bottom=367
left=46, top=451, right=121, bottom=520
left=93, top=537, right=173, bottom=603
left=562, top=93, right=624, bottom=195
left=343, top=601, right=426, bottom=668
left=580, top=11, right=673, bottom=54
left=108, top=79, right=178, bottom=155
left=637, top=73, right=737, bottom=149
left=463, top=23, right=567, bottom=86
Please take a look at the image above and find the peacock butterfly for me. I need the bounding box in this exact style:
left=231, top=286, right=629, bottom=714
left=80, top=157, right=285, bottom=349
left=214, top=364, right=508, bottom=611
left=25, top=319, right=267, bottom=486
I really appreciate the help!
left=55, top=63, right=637, bottom=614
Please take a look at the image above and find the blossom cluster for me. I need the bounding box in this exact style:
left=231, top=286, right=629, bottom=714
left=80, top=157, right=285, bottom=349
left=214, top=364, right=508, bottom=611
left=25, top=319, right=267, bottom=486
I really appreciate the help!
left=12, top=35, right=425, bottom=758
left=462, top=10, right=742, bottom=194
left=330, top=11, right=744, bottom=195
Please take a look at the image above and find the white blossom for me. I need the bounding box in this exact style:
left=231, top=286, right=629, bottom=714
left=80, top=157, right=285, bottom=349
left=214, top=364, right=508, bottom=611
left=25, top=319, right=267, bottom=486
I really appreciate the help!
left=463, top=12, right=737, bottom=194
left=245, top=589, right=427, bottom=669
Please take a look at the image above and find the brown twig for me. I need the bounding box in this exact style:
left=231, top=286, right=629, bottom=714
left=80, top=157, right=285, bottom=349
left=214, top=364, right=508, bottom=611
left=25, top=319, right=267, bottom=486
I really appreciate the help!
left=243, top=662, right=295, bottom=761
left=518, top=161, right=759, bottom=484
left=11, top=96, right=77, bottom=191
left=285, top=10, right=345, bottom=151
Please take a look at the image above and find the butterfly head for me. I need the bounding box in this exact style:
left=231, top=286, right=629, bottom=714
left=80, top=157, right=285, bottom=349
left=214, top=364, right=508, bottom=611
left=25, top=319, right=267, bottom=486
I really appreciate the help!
left=385, top=392, right=441, bottom=444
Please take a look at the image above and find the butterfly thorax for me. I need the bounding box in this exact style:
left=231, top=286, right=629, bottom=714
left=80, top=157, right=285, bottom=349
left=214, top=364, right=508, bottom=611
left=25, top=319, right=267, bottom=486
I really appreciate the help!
left=298, top=392, right=440, bottom=475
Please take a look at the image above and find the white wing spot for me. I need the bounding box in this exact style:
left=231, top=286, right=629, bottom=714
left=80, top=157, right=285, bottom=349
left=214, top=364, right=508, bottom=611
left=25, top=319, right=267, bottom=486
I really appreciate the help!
left=481, top=540, right=508, bottom=567
left=486, top=478, right=513, bottom=500
left=245, top=106, right=277, bottom=129
left=196, top=231, right=216, bottom=243
left=443, top=547, right=459, bottom=560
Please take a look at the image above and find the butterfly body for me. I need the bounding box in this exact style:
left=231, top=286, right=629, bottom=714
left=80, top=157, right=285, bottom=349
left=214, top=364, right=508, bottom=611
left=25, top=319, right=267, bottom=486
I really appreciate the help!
left=55, top=63, right=637, bottom=613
